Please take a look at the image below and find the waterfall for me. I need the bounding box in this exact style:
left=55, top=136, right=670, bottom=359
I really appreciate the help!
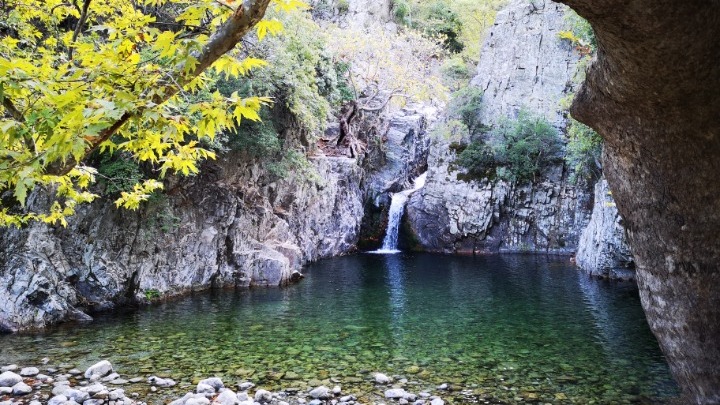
left=372, top=173, right=428, bottom=254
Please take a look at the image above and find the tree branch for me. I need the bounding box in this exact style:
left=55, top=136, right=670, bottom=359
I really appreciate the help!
left=2, top=97, right=24, bottom=122
left=69, top=0, right=92, bottom=60
left=45, top=0, right=272, bottom=177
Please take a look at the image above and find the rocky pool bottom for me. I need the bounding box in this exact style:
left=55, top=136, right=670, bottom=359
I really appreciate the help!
left=0, top=254, right=679, bottom=404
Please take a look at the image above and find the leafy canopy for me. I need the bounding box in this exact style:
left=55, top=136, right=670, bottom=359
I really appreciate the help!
left=0, top=0, right=307, bottom=227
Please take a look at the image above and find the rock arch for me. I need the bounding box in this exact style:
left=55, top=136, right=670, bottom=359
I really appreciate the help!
left=555, top=0, right=720, bottom=402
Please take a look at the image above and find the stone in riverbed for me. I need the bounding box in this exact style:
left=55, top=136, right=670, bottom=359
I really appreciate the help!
left=385, top=388, right=407, bottom=399
left=254, top=389, right=272, bottom=403
left=0, top=371, right=22, bottom=387
left=373, top=372, right=392, bottom=384
left=237, top=382, right=254, bottom=391
left=84, top=361, right=113, bottom=380
left=215, top=389, right=239, bottom=405
left=101, top=372, right=121, bottom=382
left=430, top=398, right=445, bottom=405
left=196, top=383, right=215, bottom=394
left=12, top=381, right=33, bottom=395
left=64, top=388, right=90, bottom=403
left=185, top=397, right=211, bottom=405
left=148, top=376, right=176, bottom=387
left=1, top=365, right=18, bottom=372
left=309, top=386, right=331, bottom=399
left=197, top=377, right=224, bottom=392
left=19, top=367, right=39, bottom=377
left=47, top=395, right=68, bottom=405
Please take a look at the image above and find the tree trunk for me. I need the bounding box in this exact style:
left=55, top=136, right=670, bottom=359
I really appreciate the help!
left=554, top=1, right=720, bottom=403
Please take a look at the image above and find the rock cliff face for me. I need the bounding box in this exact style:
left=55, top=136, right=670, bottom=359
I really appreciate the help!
left=576, top=178, right=634, bottom=279
left=407, top=0, right=592, bottom=254
left=0, top=99, right=432, bottom=332
left=557, top=1, right=720, bottom=401
left=0, top=155, right=364, bottom=332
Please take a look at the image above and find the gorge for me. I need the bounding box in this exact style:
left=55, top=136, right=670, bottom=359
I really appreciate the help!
left=1, top=0, right=717, bottom=403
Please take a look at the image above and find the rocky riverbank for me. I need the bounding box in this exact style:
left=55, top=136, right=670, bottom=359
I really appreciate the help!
left=0, top=361, right=455, bottom=405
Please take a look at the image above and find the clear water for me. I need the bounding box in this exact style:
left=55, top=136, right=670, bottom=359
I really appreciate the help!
left=0, top=254, right=678, bottom=404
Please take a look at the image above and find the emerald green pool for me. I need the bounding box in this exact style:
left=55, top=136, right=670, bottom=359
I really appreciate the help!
left=0, top=254, right=678, bottom=403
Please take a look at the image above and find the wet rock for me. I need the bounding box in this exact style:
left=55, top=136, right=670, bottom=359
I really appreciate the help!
left=12, top=381, right=33, bottom=395
left=373, top=373, right=392, bottom=384
left=196, top=383, right=215, bottom=394
left=1, top=365, right=18, bottom=372
left=237, top=382, right=254, bottom=391
left=148, top=376, right=176, bottom=387
left=84, top=361, right=113, bottom=380
left=309, top=386, right=331, bottom=399
left=385, top=388, right=407, bottom=399
left=48, top=395, right=68, bottom=405
left=198, top=377, right=224, bottom=392
left=65, top=388, right=90, bottom=403
left=101, top=372, right=121, bottom=382
left=108, top=389, right=124, bottom=401
left=19, top=367, right=39, bottom=377
left=254, top=389, right=272, bottom=403
left=0, top=371, right=22, bottom=387
left=430, top=398, right=445, bottom=405
left=215, top=389, right=239, bottom=405
left=332, top=385, right=342, bottom=395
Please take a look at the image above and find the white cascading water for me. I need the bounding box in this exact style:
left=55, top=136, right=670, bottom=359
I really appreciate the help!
left=372, top=172, right=428, bottom=254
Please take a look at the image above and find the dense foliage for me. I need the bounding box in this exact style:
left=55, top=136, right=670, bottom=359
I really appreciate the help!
left=0, top=0, right=305, bottom=226
left=456, top=110, right=562, bottom=183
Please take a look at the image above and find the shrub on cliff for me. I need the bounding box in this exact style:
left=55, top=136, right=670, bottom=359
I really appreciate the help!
left=455, top=111, right=562, bottom=183
left=490, top=111, right=562, bottom=182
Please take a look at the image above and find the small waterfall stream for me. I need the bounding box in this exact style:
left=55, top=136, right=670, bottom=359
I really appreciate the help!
left=372, top=173, right=428, bottom=254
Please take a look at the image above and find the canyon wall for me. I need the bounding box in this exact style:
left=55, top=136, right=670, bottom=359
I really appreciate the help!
left=407, top=0, right=593, bottom=254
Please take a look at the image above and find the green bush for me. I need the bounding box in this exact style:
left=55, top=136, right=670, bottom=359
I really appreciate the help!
left=336, top=0, right=349, bottom=13
left=456, top=141, right=495, bottom=178
left=566, top=118, right=603, bottom=185
left=490, top=110, right=563, bottom=182
left=448, top=86, right=484, bottom=134
left=391, top=0, right=412, bottom=23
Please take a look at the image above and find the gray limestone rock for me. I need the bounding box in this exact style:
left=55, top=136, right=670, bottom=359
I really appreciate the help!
left=407, top=0, right=591, bottom=255
left=309, top=386, right=331, bottom=399
left=576, top=178, right=634, bottom=279
left=0, top=371, right=22, bottom=388
left=84, top=361, right=113, bottom=380
left=12, top=381, right=33, bottom=395
left=19, top=367, right=39, bottom=377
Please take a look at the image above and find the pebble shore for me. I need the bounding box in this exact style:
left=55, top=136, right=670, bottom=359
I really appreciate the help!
left=0, top=361, right=449, bottom=405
